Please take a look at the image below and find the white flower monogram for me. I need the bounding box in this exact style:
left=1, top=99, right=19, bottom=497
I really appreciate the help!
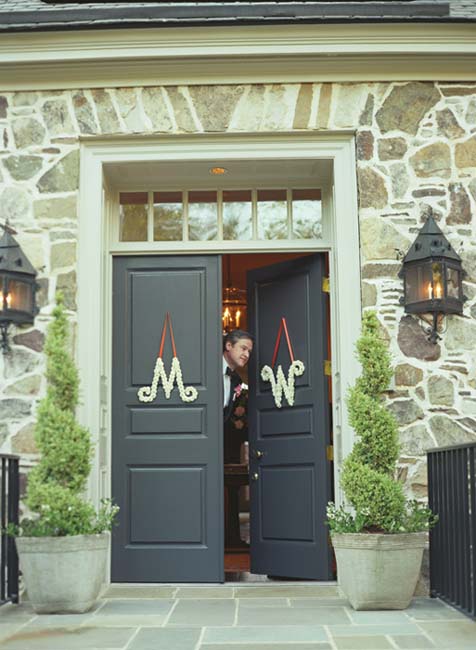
left=137, top=356, right=198, bottom=403
left=137, top=312, right=198, bottom=404
left=260, top=317, right=305, bottom=409
left=261, top=360, right=305, bottom=408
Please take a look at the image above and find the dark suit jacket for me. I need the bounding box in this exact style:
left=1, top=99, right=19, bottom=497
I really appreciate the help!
left=223, top=371, right=241, bottom=424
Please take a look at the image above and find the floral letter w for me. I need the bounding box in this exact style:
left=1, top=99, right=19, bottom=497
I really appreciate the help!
left=261, top=360, right=305, bottom=408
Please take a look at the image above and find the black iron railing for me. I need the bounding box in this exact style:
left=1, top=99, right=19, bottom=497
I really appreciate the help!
left=428, top=443, right=476, bottom=619
left=0, top=454, right=19, bottom=606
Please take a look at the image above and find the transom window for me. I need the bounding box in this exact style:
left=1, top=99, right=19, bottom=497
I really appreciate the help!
left=119, top=189, right=322, bottom=243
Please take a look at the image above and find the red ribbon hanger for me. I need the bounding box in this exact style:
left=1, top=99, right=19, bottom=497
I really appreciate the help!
left=158, top=312, right=177, bottom=358
left=271, top=317, right=295, bottom=367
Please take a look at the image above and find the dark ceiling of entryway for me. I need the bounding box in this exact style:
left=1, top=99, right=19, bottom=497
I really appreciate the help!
left=104, top=158, right=333, bottom=190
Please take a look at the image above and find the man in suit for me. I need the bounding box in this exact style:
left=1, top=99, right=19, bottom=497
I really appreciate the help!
left=223, top=329, right=253, bottom=550
left=223, top=329, right=253, bottom=423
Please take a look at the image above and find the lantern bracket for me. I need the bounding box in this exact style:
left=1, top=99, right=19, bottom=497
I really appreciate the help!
left=411, top=311, right=443, bottom=344
left=427, top=313, right=442, bottom=345
left=0, top=323, right=10, bottom=354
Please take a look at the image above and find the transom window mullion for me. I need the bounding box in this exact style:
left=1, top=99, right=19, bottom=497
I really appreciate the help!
left=251, top=189, right=258, bottom=240
left=287, top=188, right=292, bottom=239
left=114, top=189, right=120, bottom=242
left=183, top=190, right=189, bottom=241
left=147, top=191, right=154, bottom=242
left=217, top=189, right=223, bottom=241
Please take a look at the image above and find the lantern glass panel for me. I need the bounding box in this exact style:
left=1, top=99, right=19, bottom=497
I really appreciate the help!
left=446, top=266, right=460, bottom=299
left=1, top=287, right=7, bottom=312
left=8, top=279, right=32, bottom=313
left=405, top=263, right=433, bottom=304
left=431, top=262, right=444, bottom=300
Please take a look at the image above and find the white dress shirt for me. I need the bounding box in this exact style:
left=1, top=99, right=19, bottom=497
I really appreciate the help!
left=223, top=356, right=231, bottom=408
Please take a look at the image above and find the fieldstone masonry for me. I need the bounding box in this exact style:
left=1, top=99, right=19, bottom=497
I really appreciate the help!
left=1, top=80, right=476, bottom=509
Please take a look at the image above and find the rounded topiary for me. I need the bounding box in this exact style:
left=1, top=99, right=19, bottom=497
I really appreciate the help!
left=21, top=293, right=117, bottom=537
left=340, top=311, right=406, bottom=532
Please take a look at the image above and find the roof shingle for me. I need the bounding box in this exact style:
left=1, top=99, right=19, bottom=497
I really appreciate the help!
left=0, top=1, right=474, bottom=32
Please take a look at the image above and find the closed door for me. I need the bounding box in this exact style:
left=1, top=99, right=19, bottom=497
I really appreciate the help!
left=247, top=254, right=332, bottom=579
left=111, top=255, right=223, bottom=582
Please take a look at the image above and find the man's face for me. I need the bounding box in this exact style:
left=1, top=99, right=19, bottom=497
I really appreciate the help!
left=224, top=337, right=253, bottom=370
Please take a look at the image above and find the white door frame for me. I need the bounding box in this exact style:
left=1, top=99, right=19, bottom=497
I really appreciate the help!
left=78, top=132, right=362, bottom=514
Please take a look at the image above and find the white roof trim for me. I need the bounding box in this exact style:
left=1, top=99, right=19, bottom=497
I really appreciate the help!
left=1, top=23, right=476, bottom=89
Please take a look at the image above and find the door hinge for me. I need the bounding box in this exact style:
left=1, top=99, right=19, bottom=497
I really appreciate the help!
left=322, top=277, right=330, bottom=293
left=324, top=359, right=332, bottom=376
left=326, top=445, right=334, bottom=462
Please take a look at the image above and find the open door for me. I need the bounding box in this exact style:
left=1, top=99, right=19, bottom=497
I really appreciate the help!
left=112, top=255, right=223, bottom=582
left=247, top=254, right=332, bottom=579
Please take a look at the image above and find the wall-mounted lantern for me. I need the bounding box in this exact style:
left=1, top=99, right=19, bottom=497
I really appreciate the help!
left=0, top=222, right=38, bottom=353
left=399, top=216, right=465, bottom=344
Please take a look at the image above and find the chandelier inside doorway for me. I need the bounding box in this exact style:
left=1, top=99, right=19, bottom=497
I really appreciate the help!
left=222, top=257, right=247, bottom=333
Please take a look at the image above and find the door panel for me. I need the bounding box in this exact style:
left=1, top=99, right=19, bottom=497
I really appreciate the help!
left=130, top=270, right=204, bottom=385
left=112, top=256, right=222, bottom=582
left=129, top=466, right=204, bottom=543
left=247, top=254, right=332, bottom=580
left=258, top=408, right=312, bottom=438
left=130, top=407, right=204, bottom=436
left=261, top=465, right=314, bottom=541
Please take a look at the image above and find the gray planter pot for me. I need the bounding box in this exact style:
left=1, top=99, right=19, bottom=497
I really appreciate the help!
left=331, top=532, right=426, bottom=610
left=16, top=533, right=109, bottom=614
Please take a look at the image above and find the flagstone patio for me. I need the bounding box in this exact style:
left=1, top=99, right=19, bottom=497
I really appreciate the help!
left=0, top=584, right=474, bottom=650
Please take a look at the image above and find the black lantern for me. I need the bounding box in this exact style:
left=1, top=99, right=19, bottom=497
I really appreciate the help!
left=0, top=223, right=38, bottom=353
left=399, top=216, right=465, bottom=344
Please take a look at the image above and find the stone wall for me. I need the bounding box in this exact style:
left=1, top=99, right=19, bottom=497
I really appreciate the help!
left=0, top=81, right=475, bottom=503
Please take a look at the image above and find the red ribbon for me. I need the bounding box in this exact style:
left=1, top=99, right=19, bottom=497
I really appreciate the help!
left=158, top=312, right=177, bottom=358
left=271, top=317, right=295, bottom=367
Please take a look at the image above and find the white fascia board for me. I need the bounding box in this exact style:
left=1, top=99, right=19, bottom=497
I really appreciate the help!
left=2, top=23, right=476, bottom=61
left=1, top=23, right=476, bottom=89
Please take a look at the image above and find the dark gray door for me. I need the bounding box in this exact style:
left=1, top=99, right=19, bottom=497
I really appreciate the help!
left=247, top=254, right=332, bottom=579
left=112, top=256, right=223, bottom=582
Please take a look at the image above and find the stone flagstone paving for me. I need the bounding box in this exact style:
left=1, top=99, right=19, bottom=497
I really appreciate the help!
left=0, top=584, right=474, bottom=649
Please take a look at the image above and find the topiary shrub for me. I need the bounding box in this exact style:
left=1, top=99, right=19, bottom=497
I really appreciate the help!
left=17, top=293, right=118, bottom=537
left=327, top=311, right=436, bottom=534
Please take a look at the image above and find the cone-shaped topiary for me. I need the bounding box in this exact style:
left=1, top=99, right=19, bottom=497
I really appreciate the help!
left=19, top=293, right=118, bottom=537
left=342, top=311, right=405, bottom=531
left=328, top=311, right=435, bottom=534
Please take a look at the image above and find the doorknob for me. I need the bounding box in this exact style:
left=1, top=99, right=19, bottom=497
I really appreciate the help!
left=251, top=472, right=259, bottom=481
left=253, top=449, right=264, bottom=459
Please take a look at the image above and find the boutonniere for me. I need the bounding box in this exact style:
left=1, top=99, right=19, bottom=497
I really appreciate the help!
left=233, top=383, right=243, bottom=401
